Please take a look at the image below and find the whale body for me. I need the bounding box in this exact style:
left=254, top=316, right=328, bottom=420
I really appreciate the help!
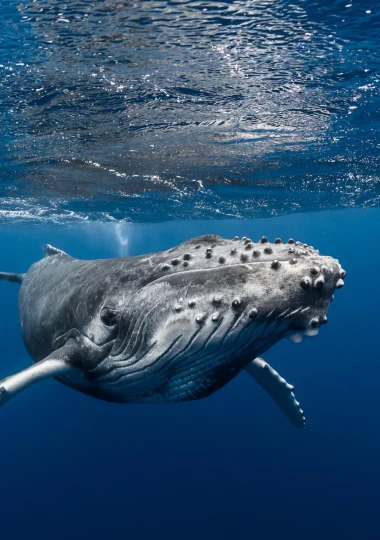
left=0, top=234, right=345, bottom=428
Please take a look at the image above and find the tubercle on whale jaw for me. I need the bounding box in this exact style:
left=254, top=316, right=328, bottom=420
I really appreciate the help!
left=152, top=234, right=346, bottom=350
left=165, top=277, right=336, bottom=345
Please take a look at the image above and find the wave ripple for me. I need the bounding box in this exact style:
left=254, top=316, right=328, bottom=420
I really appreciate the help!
left=0, top=0, right=379, bottom=221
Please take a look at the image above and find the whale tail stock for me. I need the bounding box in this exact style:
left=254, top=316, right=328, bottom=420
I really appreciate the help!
left=0, top=272, right=25, bottom=284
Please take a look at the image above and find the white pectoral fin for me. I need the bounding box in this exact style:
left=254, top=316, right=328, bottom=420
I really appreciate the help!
left=245, top=357, right=306, bottom=429
left=0, top=343, right=79, bottom=408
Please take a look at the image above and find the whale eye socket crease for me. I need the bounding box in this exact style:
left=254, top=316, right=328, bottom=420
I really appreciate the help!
left=0, top=234, right=345, bottom=428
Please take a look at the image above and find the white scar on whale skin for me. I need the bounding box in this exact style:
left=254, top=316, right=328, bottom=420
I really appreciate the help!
left=0, top=233, right=346, bottom=429
left=286, top=327, right=319, bottom=344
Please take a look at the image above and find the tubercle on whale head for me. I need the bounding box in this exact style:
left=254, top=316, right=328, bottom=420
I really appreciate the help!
left=105, top=236, right=345, bottom=366
left=157, top=234, right=342, bottom=277
left=265, top=241, right=346, bottom=344
left=196, top=235, right=344, bottom=340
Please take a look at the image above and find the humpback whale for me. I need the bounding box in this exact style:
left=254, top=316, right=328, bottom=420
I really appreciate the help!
left=0, top=234, right=345, bottom=428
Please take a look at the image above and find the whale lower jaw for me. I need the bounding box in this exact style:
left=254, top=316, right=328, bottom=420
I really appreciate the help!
left=285, top=328, right=319, bottom=344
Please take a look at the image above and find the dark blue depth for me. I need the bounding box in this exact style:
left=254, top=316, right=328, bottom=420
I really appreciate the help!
left=0, top=208, right=379, bottom=540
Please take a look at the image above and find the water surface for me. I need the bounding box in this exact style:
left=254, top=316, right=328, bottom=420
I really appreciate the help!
left=1, top=0, right=379, bottom=221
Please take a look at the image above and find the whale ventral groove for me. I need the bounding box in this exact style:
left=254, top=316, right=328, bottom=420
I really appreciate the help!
left=0, top=234, right=346, bottom=429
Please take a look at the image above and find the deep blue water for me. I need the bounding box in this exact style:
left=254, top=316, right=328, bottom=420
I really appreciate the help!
left=1, top=0, right=380, bottom=539
left=1, top=209, right=380, bottom=540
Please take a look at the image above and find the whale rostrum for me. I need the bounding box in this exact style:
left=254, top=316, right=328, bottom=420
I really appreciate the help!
left=0, top=234, right=346, bottom=428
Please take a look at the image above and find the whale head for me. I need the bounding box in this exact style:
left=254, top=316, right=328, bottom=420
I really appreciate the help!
left=85, top=235, right=345, bottom=402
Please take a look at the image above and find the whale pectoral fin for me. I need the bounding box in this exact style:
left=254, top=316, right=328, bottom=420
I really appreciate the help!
left=0, top=272, right=25, bottom=284
left=0, top=341, right=79, bottom=408
left=245, top=357, right=306, bottom=429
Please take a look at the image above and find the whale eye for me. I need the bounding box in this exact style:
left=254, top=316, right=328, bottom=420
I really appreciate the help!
left=100, top=307, right=118, bottom=326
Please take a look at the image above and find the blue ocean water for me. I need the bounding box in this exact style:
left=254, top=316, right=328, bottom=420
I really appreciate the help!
left=0, top=0, right=379, bottom=539
left=1, top=210, right=379, bottom=540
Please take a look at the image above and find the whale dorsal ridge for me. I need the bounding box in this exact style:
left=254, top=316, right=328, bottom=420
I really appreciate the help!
left=45, top=244, right=71, bottom=258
